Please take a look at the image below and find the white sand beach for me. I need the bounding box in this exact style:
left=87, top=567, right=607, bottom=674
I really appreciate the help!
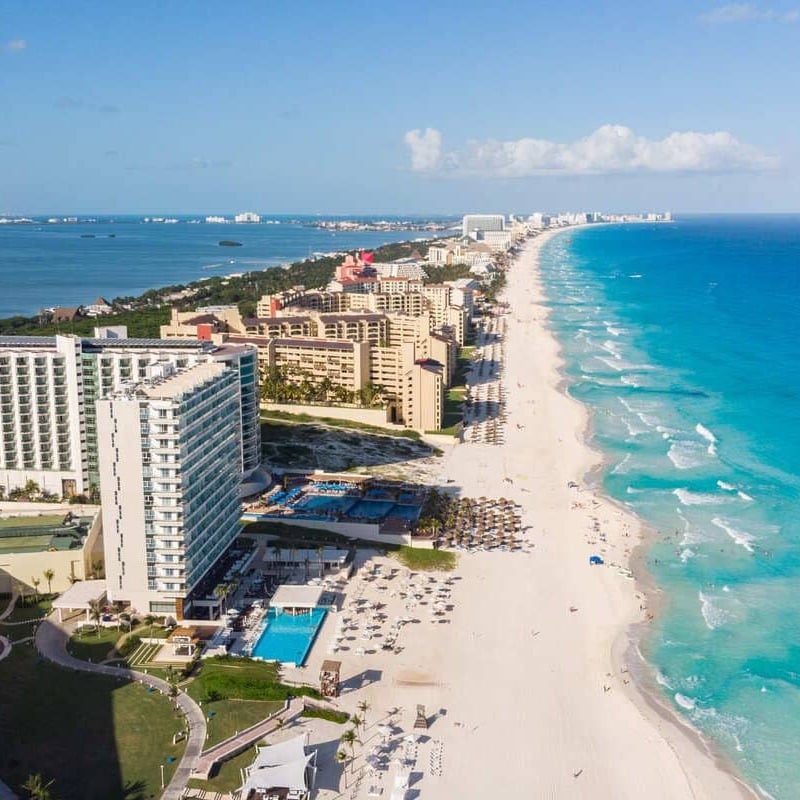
left=300, top=229, right=757, bottom=799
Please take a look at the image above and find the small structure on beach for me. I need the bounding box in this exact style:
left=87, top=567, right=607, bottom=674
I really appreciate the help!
left=319, top=659, right=342, bottom=698
left=414, top=704, right=428, bottom=729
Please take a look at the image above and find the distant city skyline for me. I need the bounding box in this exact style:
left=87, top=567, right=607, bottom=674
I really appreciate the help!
left=2, top=1, right=799, bottom=213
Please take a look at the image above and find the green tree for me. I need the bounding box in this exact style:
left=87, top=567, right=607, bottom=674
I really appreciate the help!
left=335, top=750, right=349, bottom=787
left=143, top=613, right=156, bottom=640
left=340, top=728, right=359, bottom=770
left=22, top=773, right=55, bottom=800
left=357, top=699, right=371, bottom=728
left=213, top=583, right=231, bottom=615
left=43, top=568, right=55, bottom=595
left=88, top=598, right=103, bottom=636
left=22, top=479, right=41, bottom=501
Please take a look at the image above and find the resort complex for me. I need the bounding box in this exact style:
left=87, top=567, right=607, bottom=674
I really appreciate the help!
left=1, top=209, right=746, bottom=800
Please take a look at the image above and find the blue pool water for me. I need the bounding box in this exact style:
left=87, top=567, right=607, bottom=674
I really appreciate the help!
left=250, top=607, right=327, bottom=665
left=389, top=504, right=422, bottom=521
left=348, top=500, right=396, bottom=519
left=294, top=495, right=357, bottom=514
left=289, top=494, right=421, bottom=522
left=541, top=216, right=800, bottom=799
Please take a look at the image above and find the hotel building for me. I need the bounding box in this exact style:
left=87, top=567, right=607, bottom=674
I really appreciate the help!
left=462, top=214, right=506, bottom=237
left=0, top=333, right=260, bottom=499
left=97, top=362, right=242, bottom=616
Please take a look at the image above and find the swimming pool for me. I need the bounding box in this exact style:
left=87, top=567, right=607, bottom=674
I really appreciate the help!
left=293, top=495, right=357, bottom=514
left=250, top=607, right=327, bottom=665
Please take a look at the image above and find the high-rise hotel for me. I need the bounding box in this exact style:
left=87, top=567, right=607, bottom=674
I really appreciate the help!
left=97, top=362, right=242, bottom=616
left=0, top=332, right=260, bottom=498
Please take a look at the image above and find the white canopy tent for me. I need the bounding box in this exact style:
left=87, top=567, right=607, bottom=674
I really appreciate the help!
left=51, top=580, right=107, bottom=623
left=253, top=735, right=307, bottom=768
left=239, top=735, right=317, bottom=799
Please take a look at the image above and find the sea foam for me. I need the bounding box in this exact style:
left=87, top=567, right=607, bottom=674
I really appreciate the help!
left=699, top=591, right=729, bottom=629
left=695, top=423, right=718, bottom=455
left=673, top=488, right=728, bottom=507
left=711, top=517, right=756, bottom=553
left=667, top=440, right=710, bottom=469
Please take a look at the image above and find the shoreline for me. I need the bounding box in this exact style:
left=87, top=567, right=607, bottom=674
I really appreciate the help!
left=526, top=225, right=758, bottom=798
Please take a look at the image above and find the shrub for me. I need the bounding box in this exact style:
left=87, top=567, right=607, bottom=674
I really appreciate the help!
left=118, top=635, right=141, bottom=658
left=302, top=707, right=349, bottom=724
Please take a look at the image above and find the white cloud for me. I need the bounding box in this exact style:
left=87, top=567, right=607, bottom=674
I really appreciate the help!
left=403, top=128, right=442, bottom=172
left=403, top=124, right=777, bottom=177
left=699, top=3, right=799, bottom=23
left=4, top=39, right=27, bottom=52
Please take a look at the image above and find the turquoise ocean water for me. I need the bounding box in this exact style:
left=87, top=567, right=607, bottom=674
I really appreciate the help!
left=540, top=216, right=800, bottom=800
left=0, top=215, right=451, bottom=318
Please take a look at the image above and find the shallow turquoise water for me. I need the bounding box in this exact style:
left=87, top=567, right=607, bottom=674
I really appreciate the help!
left=540, top=217, right=800, bottom=800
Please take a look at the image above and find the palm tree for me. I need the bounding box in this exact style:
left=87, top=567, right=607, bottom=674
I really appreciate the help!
left=143, top=613, right=156, bottom=641
left=340, top=728, right=359, bottom=770
left=22, top=773, right=55, bottom=800
left=335, top=750, right=350, bottom=787
left=89, top=599, right=103, bottom=636
left=316, top=545, right=325, bottom=579
left=357, top=699, right=371, bottom=728
left=165, top=666, right=179, bottom=702
left=119, top=612, right=132, bottom=632
left=31, top=578, right=41, bottom=604
left=43, top=568, right=55, bottom=596
left=213, top=584, right=229, bottom=616
left=350, top=714, right=363, bottom=734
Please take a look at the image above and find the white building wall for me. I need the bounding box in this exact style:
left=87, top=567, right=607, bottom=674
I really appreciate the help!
left=98, top=364, right=243, bottom=616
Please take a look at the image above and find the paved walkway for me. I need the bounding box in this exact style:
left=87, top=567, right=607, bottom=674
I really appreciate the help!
left=0, top=590, right=18, bottom=621
left=35, top=616, right=207, bottom=800
left=192, top=697, right=303, bottom=780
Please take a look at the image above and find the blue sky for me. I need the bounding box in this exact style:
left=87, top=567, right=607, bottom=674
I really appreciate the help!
left=2, top=0, right=799, bottom=213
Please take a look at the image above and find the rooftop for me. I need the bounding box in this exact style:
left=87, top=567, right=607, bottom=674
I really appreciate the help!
left=138, top=362, right=227, bottom=400
left=270, top=585, right=325, bottom=609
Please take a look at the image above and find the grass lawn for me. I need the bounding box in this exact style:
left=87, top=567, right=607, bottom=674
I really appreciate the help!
left=2, top=597, right=53, bottom=621
left=67, top=626, right=126, bottom=663
left=0, top=515, right=66, bottom=529
left=0, top=644, right=185, bottom=800
left=187, top=697, right=283, bottom=746
left=187, top=656, right=319, bottom=703
left=391, top=546, right=457, bottom=572
left=186, top=746, right=259, bottom=794
left=0, top=599, right=52, bottom=641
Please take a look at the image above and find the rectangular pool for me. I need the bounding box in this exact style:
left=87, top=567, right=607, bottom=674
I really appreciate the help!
left=250, top=607, right=327, bottom=666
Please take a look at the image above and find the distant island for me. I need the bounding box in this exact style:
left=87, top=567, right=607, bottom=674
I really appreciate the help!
left=218, top=240, right=243, bottom=247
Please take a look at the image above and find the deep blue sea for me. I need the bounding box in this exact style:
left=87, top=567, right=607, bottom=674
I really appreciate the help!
left=0, top=215, right=452, bottom=318
left=540, top=216, right=800, bottom=800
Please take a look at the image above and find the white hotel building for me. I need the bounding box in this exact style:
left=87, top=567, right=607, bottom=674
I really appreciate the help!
left=0, top=333, right=261, bottom=499
left=97, top=362, right=242, bottom=616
